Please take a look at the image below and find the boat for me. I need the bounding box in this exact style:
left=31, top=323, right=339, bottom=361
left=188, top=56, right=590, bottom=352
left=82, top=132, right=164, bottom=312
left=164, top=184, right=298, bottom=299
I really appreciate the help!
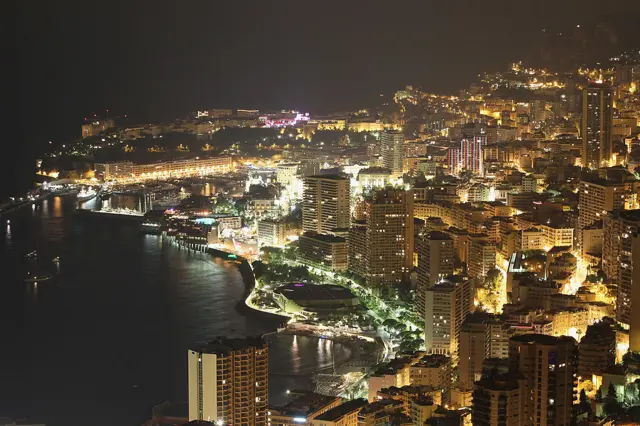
left=53, top=256, right=60, bottom=264
left=99, top=206, right=144, bottom=216
left=25, top=250, right=38, bottom=259
left=77, top=187, right=97, bottom=202
left=75, top=207, right=145, bottom=222
left=24, top=274, right=52, bottom=283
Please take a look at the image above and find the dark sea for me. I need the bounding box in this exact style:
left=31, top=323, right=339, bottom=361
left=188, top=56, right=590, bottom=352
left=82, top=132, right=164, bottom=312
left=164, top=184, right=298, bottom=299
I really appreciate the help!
left=0, top=195, right=351, bottom=426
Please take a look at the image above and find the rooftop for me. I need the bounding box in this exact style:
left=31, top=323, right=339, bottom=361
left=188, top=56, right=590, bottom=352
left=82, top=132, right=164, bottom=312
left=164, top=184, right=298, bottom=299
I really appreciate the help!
left=359, top=399, right=403, bottom=415
left=413, top=354, right=450, bottom=368
left=379, top=385, right=439, bottom=396
left=373, top=356, right=413, bottom=376
left=411, top=396, right=435, bottom=407
left=426, top=231, right=452, bottom=241
left=274, top=283, right=357, bottom=302
left=580, top=318, right=616, bottom=343
left=426, top=217, right=446, bottom=224
left=609, top=209, right=640, bottom=222
left=272, top=391, right=341, bottom=417
left=547, top=245, right=572, bottom=254
left=584, top=220, right=603, bottom=230
left=306, top=174, right=349, bottom=181
left=259, top=218, right=286, bottom=225
left=358, top=167, right=392, bottom=175
left=580, top=177, right=627, bottom=187
left=193, top=336, right=266, bottom=355
left=301, top=231, right=347, bottom=243
left=446, top=227, right=469, bottom=236
left=510, top=333, right=576, bottom=346
left=548, top=307, right=587, bottom=315
left=314, top=399, right=367, bottom=422
left=476, top=372, right=524, bottom=392
left=462, top=311, right=504, bottom=327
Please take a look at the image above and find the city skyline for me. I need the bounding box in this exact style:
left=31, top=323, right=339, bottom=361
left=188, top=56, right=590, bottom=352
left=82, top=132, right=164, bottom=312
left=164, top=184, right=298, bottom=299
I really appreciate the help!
left=10, top=0, right=640, bottom=195
left=9, top=1, right=640, bottom=425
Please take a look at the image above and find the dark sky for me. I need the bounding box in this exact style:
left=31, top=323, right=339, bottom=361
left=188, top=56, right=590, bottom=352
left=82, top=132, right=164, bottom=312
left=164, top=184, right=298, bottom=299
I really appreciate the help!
left=5, top=0, right=640, bottom=197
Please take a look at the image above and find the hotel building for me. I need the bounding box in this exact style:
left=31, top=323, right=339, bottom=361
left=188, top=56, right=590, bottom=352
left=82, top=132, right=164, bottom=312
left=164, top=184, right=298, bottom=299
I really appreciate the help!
left=582, top=84, right=613, bottom=169
left=302, top=175, right=351, bottom=235
left=348, top=187, right=414, bottom=291
left=424, top=275, right=474, bottom=358
left=416, top=231, right=454, bottom=316
left=187, top=337, right=268, bottom=425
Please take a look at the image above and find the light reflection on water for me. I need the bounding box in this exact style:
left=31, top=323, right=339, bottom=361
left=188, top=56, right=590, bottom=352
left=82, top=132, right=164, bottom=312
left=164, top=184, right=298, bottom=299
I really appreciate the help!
left=4, top=222, right=11, bottom=249
left=0, top=195, right=353, bottom=425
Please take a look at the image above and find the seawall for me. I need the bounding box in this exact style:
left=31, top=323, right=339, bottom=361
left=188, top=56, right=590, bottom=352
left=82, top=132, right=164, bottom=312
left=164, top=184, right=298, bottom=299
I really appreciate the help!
left=205, top=247, right=289, bottom=325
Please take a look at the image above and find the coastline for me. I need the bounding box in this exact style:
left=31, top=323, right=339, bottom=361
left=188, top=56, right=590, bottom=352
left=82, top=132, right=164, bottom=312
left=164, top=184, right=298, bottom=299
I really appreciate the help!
left=204, top=246, right=290, bottom=325
left=235, top=257, right=290, bottom=324
left=204, top=246, right=384, bottom=397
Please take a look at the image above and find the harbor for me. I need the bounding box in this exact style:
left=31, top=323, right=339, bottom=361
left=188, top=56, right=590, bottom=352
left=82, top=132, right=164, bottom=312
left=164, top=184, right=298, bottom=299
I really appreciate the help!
left=1, top=194, right=348, bottom=425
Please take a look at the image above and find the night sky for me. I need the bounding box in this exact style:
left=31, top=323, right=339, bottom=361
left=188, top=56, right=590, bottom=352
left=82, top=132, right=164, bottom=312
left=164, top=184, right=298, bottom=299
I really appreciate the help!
left=6, top=0, right=640, bottom=197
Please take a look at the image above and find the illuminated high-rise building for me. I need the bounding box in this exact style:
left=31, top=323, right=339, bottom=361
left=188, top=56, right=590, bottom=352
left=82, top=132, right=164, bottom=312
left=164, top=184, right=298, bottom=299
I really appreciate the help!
left=348, top=221, right=368, bottom=279
left=380, top=130, right=404, bottom=178
left=468, top=236, right=496, bottom=278
left=582, top=84, right=613, bottom=169
left=348, top=187, right=414, bottom=291
left=461, top=135, right=488, bottom=175
left=424, top=275, right=474, bottom=358
left=508, top=334, right=577, bottom=426
left=302, top=174, right=350, bottom=235
left=458, top=312, right=508, bottom=391
left=603, top=210, right=640, bottom=326
left=447, top=135, right=488, bottom=176
left=447, top=146, right=461, bottom=176
left=578, top=177, right=629, bottom=253
left=416, top=231, right=454, bottom=316
left=472, top=373, right=524, bottom=426
left=630, top=233, right=640, bottom=352
left=188, top=337, right=268, bottom=425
